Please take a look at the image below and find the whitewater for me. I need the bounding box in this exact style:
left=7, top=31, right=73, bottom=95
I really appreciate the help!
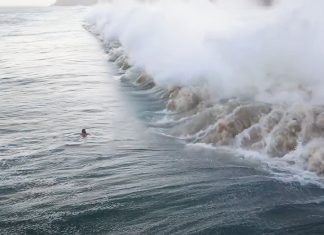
left=86, top=0, right=324, bottom=181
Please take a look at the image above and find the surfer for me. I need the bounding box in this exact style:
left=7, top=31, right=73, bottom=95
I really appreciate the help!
left=81, top=129, right=89, bottom=138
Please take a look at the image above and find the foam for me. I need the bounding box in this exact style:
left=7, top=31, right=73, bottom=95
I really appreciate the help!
left=85, top=0, right=324, bottom=182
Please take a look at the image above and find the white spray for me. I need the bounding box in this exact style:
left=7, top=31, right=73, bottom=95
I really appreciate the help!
left=86, top=0, right=324, bottom=179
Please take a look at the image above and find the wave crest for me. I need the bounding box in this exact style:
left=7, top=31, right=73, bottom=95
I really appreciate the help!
left=85, top=0, right=324, bottom=178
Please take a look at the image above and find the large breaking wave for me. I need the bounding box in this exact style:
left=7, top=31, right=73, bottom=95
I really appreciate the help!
left=85, top=0, right=324, bottom=181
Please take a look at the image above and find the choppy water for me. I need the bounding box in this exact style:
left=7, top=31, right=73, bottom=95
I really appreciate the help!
left=1, top=7, right=324, bottom=235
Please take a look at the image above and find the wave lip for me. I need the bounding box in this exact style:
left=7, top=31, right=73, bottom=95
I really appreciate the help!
left=85, top=0, right=324, bottom=180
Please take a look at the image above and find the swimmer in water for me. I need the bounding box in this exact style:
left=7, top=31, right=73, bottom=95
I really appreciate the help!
left=81, top=129, right=89, bottom=138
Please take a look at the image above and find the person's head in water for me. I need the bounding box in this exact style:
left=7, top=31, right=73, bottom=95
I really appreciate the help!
left=81, top=129, right=88, bottom=137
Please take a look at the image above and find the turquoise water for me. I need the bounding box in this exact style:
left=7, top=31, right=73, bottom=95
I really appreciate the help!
left=0, top=7, right=324, bottom=235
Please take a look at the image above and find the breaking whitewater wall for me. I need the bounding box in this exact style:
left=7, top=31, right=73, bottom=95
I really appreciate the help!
left=85, top=0, right=324, bottom=176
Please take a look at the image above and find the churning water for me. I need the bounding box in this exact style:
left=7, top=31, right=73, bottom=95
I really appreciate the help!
left=1, top=6, right=324, bottom=235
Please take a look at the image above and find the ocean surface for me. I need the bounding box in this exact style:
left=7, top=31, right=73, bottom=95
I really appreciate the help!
left=1, top=7, right=324, bottom=235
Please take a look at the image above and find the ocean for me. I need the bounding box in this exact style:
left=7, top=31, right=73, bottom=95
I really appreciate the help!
left=1, top=5, right=324, bottom=235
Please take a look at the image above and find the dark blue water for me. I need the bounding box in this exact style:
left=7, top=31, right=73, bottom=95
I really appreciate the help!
left=1, top=7, right=324, bottom=235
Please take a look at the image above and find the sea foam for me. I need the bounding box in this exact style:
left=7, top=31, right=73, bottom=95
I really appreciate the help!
left=86, top=0, right=324, bottom=179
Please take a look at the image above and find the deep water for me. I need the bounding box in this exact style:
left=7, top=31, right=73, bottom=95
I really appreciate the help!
left=1, top=7, right=324, bottom=235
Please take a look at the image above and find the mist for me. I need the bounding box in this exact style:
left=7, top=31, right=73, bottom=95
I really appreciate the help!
left=87, top=0, right=324, bottom=105
left=0, top=0, right=55, bottom=6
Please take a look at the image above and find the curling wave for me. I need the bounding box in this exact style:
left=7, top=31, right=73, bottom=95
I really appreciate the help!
left=85, top=0, right=324, bottom=178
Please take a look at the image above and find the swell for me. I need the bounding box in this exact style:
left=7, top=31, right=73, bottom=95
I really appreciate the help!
left=84, top=0, right=324, bottom=181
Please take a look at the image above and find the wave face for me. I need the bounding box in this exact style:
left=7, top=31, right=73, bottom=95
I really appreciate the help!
left=86, top=0, right=324, bottom=179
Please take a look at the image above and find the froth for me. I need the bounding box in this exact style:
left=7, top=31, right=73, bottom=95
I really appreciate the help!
left=85, top=0, right=324, bottom=180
